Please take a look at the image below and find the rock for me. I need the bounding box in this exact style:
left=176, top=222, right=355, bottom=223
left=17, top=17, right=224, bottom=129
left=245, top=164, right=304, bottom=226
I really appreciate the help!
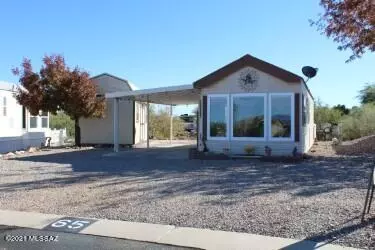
left=4, top=152, right=15, bottom=158
left=27, top=147, right=37, bottom=153
left=332, top=137, right=339, bottom=146
left=15, top=151, right=25, bottom=155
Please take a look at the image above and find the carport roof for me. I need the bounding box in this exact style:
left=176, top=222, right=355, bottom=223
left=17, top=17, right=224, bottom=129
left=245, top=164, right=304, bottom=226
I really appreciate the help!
left=105, top=84, right=200, bottom=105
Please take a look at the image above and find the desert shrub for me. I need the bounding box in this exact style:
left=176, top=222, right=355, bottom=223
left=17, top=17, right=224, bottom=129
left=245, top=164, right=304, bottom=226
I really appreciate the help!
left=49, top=112, right=74, bottom=137
left=340, top=104, right=375, bottom=140
left=149, top=105, right=186, bottom=139
left=315, top=101, right=343, bottom=129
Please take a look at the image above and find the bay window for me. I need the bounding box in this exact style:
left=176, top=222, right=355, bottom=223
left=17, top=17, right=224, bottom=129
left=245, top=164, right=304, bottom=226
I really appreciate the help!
left=207, top=93, right=295, bottom=141
left=269, top=93, right=294, bottom=140
left=208, top=95, right=229, bottom=139
left=232, top=94, right=265, bottom=139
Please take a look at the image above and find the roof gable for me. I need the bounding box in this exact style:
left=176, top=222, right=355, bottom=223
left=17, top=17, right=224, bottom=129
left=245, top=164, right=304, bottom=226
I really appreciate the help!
left=91, top=73, right=134, bottom=91
left=193, top=54, right=304, bottom=89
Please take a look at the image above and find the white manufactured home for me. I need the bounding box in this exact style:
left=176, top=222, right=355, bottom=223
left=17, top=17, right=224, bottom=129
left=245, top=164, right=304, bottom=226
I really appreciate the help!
left=193, top=54, right=315, bottom=155
left=0, top=81, right=50, bottom=153
left=105, top=54, right=316, bottom=155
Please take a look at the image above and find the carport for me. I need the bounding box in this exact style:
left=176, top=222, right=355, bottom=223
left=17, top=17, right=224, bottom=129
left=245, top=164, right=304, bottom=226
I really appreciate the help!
left=105, top=84, right=200, bottom=152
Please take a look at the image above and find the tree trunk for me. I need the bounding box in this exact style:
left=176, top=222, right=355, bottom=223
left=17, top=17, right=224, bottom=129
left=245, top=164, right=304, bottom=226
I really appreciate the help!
left=74, top=117, right=81, bottom=147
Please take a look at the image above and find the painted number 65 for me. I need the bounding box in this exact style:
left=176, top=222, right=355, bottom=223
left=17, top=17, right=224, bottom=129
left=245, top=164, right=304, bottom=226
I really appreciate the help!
left=51, top=219, right=90, bottom=229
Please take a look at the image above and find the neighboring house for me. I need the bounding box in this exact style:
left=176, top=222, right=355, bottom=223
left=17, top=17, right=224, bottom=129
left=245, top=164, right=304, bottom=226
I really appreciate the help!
left=0, top=81, right=50, bottom=153
left=80, top=73, right=148, bottom=146
left=195, top=54, right=315, bottom=155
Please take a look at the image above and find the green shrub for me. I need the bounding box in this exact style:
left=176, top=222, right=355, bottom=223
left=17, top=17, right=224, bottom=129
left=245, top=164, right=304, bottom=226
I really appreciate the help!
left=244, top=145, right=255, bottom=155
left=49, top=112, right=75, bottom=137
left=315, top=101, right=343, bottom=129
left=149, top=106, right=186, bottom=139
left=340, top=104, right=375, bottom=140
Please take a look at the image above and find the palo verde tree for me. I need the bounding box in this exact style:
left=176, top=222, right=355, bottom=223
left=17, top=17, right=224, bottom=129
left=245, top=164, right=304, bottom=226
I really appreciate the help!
left=13, top=55, right=105, bottom=146
left=313, top=0, right=375, bottom=61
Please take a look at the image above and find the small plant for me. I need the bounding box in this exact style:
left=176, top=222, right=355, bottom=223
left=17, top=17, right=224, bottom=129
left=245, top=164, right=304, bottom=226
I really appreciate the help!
left=244, top=145, right=255, bottom=155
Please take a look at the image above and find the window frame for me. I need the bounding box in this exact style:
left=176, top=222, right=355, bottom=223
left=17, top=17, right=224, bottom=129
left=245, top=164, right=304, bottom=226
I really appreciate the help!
left=268, top=93, right=295, bottom=141
left=231, top=93, right=266, bottom=141
left=29, top=115, right=38, bottom=129
left=41, top=114, right=49, bottom=128
left=207, top=94, right=230, bottom=141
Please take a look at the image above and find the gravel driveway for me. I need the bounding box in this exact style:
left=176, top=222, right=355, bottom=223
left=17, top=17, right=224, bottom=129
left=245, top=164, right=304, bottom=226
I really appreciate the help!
left=0, top=146, right=374, bottom=249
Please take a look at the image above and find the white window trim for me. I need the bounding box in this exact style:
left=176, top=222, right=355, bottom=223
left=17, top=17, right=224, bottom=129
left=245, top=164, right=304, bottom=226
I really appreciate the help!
left=28, top=110, right=50, bottom=130
left=231, top=93, right=266, bottom=141
left=41, top=112, right=49, bottom=128
left=268, top=93, right=295, bottom=142
left=207, top=94, right=229, bottom=141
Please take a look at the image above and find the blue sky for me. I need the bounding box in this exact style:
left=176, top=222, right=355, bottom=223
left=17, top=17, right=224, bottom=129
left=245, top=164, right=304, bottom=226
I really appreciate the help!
left=1, top=0, right=374, bottom=115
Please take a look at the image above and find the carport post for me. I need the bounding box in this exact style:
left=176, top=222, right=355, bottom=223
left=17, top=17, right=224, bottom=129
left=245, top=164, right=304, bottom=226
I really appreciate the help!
left=170, top=104, right=173, bottom=144
left=147, top=96, right=150, bottom=149
left=113, top=98, right=119, bottom=152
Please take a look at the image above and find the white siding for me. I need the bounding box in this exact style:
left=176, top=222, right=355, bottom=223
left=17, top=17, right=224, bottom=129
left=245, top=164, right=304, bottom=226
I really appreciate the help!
left=0, top=89, right=23, bottom=137
left=0, top=85, right=50, bottom=153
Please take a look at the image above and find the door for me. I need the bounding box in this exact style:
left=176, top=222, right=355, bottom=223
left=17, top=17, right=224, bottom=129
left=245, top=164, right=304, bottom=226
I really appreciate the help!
left=139, top=103, right=147, bottom=142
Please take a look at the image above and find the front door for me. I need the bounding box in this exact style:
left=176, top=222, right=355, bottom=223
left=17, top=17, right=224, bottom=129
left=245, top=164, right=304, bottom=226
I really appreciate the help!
left=139, top=104, right=147, bottom=142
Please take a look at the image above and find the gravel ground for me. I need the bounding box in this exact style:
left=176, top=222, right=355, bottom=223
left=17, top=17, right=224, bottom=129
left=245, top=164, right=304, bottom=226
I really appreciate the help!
left=0, top=145, right=374, bottom=249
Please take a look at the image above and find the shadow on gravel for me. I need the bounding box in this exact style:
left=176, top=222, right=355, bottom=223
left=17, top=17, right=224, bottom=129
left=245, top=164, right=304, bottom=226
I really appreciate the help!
left=282, top=216, right=375, bottom=250
left=5, top=148, right=374, bottom=204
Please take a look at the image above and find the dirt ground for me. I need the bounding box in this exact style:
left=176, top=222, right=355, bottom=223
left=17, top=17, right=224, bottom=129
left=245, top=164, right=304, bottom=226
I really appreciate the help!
left=0, top=145, right=374, bottom=249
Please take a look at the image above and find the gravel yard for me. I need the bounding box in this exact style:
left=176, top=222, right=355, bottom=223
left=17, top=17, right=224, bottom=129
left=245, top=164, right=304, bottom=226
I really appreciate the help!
left=0, top=145, right=374, bottom=249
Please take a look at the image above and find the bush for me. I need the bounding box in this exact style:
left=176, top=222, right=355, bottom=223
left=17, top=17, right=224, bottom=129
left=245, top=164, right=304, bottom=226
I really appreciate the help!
left=340, top=104, right=375, bottom=141
left=49, top=112, right=75, bottom=137
left=315, top=101, right=343, bottom=129
left=149, top=106, right=186, bottom=139
left=244, top=145, right=255, bottom=155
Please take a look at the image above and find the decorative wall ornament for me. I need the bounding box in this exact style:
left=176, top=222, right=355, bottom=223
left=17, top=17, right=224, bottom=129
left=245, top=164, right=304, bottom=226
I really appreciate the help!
left=238, top=69, right=259, bottom=92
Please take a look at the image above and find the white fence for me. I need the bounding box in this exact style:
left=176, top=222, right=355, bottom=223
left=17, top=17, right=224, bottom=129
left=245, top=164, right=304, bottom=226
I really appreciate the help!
left=46, top=128, right=67, bottom=147
left=0, top=129, right=67, bottom=154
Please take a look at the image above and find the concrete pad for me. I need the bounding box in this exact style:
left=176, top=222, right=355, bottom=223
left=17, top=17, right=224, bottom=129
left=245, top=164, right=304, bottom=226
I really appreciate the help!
left=81, top=219, right=175, bottom=243
left=0, top=210, right=60, bottom=229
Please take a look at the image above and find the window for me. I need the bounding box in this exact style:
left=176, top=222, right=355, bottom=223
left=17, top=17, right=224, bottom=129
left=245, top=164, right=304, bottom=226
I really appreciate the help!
left=232, top=94, right=265, bottom=139
left=30, top=116, right=37, bottom=128
left=208, top=95, right=229, bottom=139
left=40, top=111, right=48, bottom=128
left=2, top=97, right=6, bottom=116
left=269, top=93, right=294, bottom=140
left=302, top=94, right=309, bottom=125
